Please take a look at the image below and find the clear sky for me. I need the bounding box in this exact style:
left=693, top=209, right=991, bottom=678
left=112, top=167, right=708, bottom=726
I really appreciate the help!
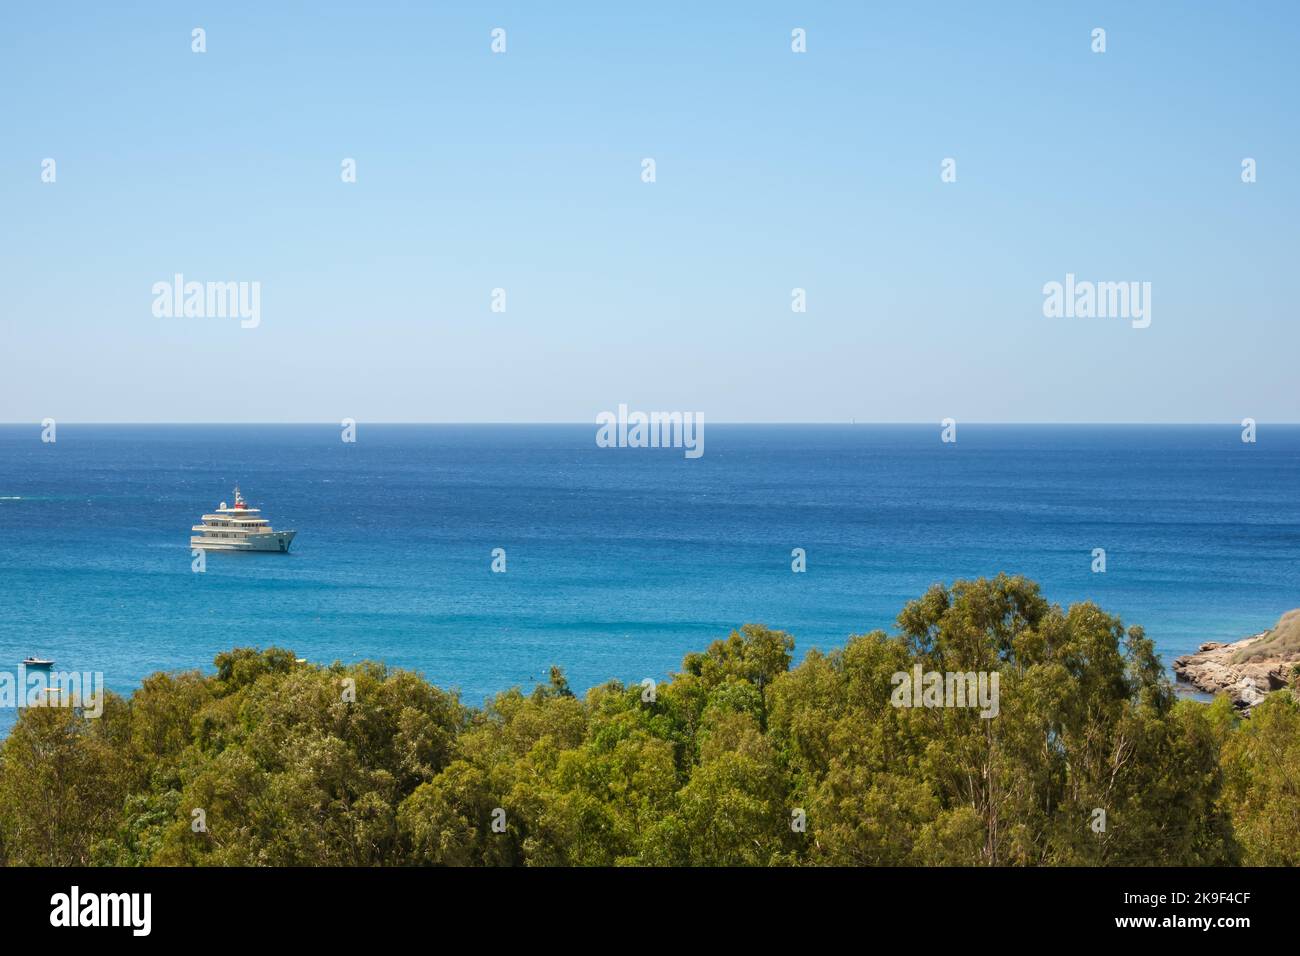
left=2, top=1, right=1297, bottom=423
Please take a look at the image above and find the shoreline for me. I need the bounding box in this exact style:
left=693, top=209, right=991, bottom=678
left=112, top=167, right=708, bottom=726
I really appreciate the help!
left=1173, top=627, right=1299, bottom=710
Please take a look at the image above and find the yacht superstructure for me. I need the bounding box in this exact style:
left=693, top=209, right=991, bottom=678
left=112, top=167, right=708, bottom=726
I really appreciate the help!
left=190, top=487, right=296, bottom=552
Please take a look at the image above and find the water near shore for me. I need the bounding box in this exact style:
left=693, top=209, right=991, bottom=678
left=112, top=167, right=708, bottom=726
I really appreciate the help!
left=1, top=424, right=1297, bottom=734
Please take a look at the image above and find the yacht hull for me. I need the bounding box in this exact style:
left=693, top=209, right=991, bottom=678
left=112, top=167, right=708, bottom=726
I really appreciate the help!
left=191, top=531, right=295, bottom=553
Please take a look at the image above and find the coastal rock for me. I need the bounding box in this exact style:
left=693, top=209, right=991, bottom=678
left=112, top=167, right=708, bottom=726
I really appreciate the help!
left=1173, top=612, right=1300, bottom=710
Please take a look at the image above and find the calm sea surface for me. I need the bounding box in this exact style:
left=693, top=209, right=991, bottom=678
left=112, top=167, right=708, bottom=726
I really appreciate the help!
left=1, top=424, right=1297, bottom=733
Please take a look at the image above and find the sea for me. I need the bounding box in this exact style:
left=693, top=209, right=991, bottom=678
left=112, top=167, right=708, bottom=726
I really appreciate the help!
left=1, top=424, right=1297, bottom=735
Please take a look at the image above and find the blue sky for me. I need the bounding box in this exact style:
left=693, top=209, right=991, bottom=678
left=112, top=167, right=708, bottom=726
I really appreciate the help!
left=2, top=1, right=1297, bottom=422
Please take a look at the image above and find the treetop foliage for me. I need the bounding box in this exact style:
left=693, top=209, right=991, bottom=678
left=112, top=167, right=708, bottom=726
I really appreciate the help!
left=1, top=575, right=1292, bottom=867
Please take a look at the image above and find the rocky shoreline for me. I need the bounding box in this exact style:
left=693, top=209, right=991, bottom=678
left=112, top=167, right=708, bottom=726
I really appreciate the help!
left=1173, top=629, right=1298, bottom=710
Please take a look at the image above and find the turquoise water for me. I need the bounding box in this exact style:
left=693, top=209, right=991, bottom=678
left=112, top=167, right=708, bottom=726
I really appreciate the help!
left=0, top=424, right=1296, bottom=732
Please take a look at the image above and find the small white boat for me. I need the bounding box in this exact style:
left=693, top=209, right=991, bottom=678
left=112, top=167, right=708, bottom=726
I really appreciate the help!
left=191, top=486, right=296, bottom=553
left=22, top=657, right=54, bottom=667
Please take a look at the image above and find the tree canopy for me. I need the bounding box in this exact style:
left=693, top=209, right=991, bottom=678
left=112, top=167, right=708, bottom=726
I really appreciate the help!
left=0, top=575, right=1291, bottom=866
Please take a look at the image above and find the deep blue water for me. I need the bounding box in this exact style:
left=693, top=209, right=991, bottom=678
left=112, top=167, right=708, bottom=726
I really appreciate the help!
left=1, top=424, right=1297, bottom=733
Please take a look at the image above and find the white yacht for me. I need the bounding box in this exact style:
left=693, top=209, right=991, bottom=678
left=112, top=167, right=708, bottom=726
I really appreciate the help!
left=191, top=487, right=296, bottom=552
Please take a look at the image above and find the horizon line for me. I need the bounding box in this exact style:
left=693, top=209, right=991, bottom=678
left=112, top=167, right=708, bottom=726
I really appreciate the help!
left=3, top=421, right=1296, bottom=428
